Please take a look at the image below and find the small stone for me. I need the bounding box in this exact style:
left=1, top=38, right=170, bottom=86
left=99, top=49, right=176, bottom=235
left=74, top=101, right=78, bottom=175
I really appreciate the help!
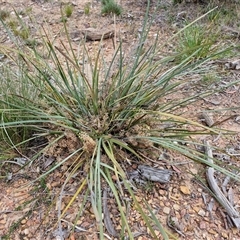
left=135, top=196, right=142, bottom=202
left=192, top=206, right=200, bottom=213
left=0, top=218, right=6, bottom=224
left=165, top=201, right=170, bottom=207
left=116, top=225, right=122, bottom=230
left=172, top=187, right=178, bottom=194
left=159, top=189, right=165, bottom=195
left=180, top=185, right=190, bottom=195
left=180, top=209, right=186, bottom=216
left=21, top=219, right=27, bottom=224
left=163, top=207, right=171, bottom=214
left=198, top=209, right=205, bottom=217
left=76, top=219, right=82, bottom=225
left=154, top=230, right=160, bottom=236
left=111, top=174, right=118, bottom=181
left=24, top=228, right=29, bottom=235
left=173, top=204, right=180, bottom=211
left=199, top=221, right=206, bottom=229
left=208, top=229, right=217, bottom=235
left=221, top=232, right=228, bottom=238
left=186, top=224, right=194, bottom=231
left=159, top=201, right=164, bottom=207
left=232, top=228, right=238, bottom=234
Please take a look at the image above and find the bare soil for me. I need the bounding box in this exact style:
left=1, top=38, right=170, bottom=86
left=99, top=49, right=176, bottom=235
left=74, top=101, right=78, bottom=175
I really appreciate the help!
left=0, top=0, right=240, bottom=239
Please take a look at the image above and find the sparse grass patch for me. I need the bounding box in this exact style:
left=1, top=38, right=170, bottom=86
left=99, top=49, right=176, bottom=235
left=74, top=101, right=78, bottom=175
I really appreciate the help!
left=17, top=7, right=33, bottom=17
left=206, top=2, right=239, bottom=25
left=5, top=16, right=30, bottom=41
left=16, top=27, right=30, bottom=40
left=0, top=9, right=10, bottom=20
left=175, top=22, right=220, bottom=63
left=200, top=72, right=219, bottom=86
left=6, top=19, right=18, bottom=29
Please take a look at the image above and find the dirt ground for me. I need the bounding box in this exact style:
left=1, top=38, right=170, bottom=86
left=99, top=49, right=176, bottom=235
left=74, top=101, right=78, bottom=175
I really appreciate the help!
left=0, top=0, right=240, bottom=239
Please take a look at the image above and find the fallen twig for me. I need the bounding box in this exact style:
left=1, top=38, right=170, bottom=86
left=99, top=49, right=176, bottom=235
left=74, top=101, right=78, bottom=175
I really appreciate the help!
left=103, top=189, right=118, bottom=237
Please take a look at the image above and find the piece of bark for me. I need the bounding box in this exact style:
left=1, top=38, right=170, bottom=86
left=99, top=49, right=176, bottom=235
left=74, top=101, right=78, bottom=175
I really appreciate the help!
left=82, top=28, right=114, bottom=41
left=205, top=141, right=240, bottom=229
left=138, top=165, right=172, bottom=183
left=201, top=112, right=214, bottom=127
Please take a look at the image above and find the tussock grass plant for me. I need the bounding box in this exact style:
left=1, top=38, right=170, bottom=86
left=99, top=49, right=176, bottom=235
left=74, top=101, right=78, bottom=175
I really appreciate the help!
left=4, top=11, right=31, bottom=41
left=175, top=22, right=220, bottom=63
left=64, top=4, right=74, bottom=18
left=101, top=0, right=122, bottom=16
left=0, top=3, right=239, bottom=239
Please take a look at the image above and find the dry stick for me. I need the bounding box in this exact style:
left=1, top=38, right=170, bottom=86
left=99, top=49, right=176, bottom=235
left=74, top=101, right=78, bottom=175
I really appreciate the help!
left=204, top=141, right=240, bottom=229
left=103, top=189, right=118, bottom=237
left=211, top=115, right=238, bottom=127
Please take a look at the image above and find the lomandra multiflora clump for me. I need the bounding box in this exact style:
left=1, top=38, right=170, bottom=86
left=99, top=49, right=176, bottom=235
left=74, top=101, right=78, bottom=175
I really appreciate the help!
left=0, top=3, right=239, bottom=239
